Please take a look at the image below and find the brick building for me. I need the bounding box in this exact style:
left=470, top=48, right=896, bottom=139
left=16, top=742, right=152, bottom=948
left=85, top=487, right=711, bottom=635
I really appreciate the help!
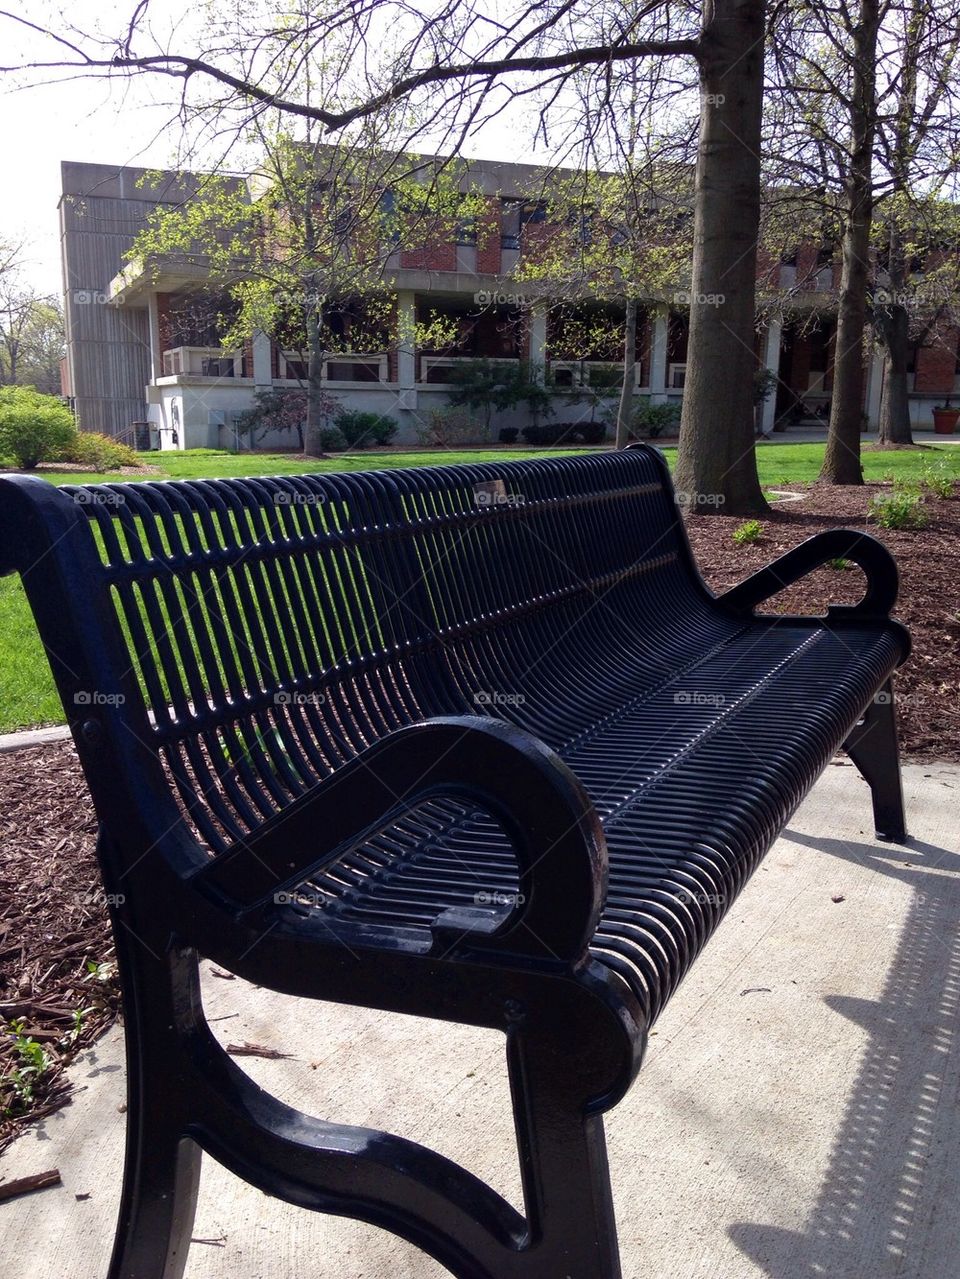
left=59, top=158, right=960, bottom=448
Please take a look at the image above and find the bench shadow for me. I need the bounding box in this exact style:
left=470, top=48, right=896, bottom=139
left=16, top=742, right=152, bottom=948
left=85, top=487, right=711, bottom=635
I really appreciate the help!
left=729, top=830, right=960, bottom=1278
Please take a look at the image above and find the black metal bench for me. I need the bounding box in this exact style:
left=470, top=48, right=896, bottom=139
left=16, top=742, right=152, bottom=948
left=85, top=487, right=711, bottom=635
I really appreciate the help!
left=0, top=448, right=909, bottom=1279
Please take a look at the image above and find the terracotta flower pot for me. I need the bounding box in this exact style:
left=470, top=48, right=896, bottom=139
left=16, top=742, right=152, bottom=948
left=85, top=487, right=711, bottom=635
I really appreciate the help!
left=932, top=408, right=959, bottom=435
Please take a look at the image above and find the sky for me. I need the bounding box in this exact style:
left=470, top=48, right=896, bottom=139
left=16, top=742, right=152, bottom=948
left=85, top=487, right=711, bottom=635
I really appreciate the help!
left=0, top=3, right=549, bottom=299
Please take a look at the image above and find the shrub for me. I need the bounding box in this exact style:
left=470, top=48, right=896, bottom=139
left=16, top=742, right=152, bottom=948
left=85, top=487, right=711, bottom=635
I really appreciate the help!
left=335, top=410, right=398, bottom=449
left=0, top=387, right=76, bottom=469
left=319, top=425, right=346, bottom=451
left=732, top=519, right=763, bottom=546
left=920, top=459, right=956, bottom=500
left=415, top=409, right=482, bottom=448
left=868, top=489, right=928, bottom=530
left=498, top=427, right=520, bottom=444
left=630, top=398, right=682, bottom=439
left=67, top=432, right=139, bottom=472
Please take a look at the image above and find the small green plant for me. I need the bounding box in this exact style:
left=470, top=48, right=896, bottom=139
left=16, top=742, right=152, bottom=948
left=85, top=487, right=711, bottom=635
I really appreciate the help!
left=334, top=411, right=398, bottom=449
left=2, top=1018, right=53, bottom=1116
left=826, top=557, right=855, bottom=571
left=67, top=432, right=139, bottom=472
left=920, top=459, right=956, bottom=500
left=84, top=958, right=117, bottom=983
left=732, top=519, right=763, bottom=546
left=60, top=1005, right=95, bottom=1049
left=868, top=489, right=928, bottom=530
left=0, top=386, right=77, bottom=468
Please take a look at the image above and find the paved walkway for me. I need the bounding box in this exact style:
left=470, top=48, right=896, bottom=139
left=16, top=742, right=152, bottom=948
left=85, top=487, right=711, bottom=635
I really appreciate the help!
left=2, top=761, right=958, bottom=1278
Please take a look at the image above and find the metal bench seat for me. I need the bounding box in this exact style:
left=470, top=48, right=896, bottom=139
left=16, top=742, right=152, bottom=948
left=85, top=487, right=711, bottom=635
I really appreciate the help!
left=0, top=446, right=910, bottom=1279
left=309, top=617, right=903, bottom=1022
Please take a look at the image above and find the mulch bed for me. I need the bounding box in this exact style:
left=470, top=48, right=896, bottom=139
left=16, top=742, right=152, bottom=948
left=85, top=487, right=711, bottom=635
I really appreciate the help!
left=0, top=743, right=117, bottom=1153
left=685, top=481, right=960, bottom=761
left=1, top=478, right=957, bottom=1153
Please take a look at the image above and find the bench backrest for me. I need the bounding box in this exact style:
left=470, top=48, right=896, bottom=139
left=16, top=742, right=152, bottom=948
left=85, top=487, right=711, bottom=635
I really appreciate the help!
left=1, top=449, right=701, bottom=858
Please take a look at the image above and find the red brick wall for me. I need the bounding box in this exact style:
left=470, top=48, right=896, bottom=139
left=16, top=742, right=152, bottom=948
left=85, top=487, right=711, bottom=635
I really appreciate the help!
left=400, top=242, right=457, bottom=271
left=475, top=198, right=501, bottom=275
left=915, top=332, right=958, bottom=393
left=756, top=247, right=780, bottom=288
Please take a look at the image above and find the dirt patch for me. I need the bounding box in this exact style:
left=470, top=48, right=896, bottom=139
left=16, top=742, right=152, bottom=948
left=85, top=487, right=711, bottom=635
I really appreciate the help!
left=1, top=462, right=165, bottom=478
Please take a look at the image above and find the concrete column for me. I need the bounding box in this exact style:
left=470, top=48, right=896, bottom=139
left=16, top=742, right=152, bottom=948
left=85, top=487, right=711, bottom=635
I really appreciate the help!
left=761, top=318, right=782, bottom=434
left=529, top=307, right=548, bottom=382
left=146, top=293, right=162, bottom=383
left=396, top=289, right=417, bottom=388
left=649, top=307, right=669, bottom=403
left=252, top=330, right=272, bottom=387
left=865, top=342, right=884, bottom=428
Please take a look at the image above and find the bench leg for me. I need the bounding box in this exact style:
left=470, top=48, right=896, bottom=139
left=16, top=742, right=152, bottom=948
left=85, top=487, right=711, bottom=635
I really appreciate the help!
left=844, top=679, right=908, bottom=843
left=506, top=1028, right=623, bottom=1279
left=107, top=938, right=202, bottom=1279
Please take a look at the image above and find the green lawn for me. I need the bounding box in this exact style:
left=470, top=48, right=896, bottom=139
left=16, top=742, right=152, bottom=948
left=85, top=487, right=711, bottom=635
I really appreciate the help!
left=1, top=441, right=958, bottom=733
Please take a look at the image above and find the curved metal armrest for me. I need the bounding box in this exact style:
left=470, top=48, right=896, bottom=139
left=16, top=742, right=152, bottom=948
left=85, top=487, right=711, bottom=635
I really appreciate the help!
left=193, top=716, right=606, bottom=965
left=718, top=530, right=899, bottom=619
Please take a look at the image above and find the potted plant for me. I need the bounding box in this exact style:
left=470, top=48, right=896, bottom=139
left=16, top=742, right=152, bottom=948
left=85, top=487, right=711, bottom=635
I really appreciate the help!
left=932, top=397, right=959, bottom=435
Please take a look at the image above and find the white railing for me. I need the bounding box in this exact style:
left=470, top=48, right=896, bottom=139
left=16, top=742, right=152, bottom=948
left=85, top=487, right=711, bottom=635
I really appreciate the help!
left=419, top=355, right=518, bottom=384
left=322, top=353, right=388, bottom=383
left=162, top=346, right=243, bottom=378
left=277, top=351, right=388, bottom=383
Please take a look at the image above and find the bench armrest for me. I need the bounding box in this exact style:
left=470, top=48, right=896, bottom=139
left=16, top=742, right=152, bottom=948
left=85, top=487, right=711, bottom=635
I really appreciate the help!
left=718, top=530, right=899, bottom=619
left=193, top=716, right=606, bottom=965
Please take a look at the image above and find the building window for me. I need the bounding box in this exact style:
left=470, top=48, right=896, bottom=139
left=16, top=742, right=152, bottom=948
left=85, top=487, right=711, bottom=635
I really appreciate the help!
left=520, top=200, right=548, bottom=225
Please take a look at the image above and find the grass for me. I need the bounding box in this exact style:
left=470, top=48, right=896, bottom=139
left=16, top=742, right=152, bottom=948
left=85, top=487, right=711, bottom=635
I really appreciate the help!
left=1, top=441, right=958, bottom=733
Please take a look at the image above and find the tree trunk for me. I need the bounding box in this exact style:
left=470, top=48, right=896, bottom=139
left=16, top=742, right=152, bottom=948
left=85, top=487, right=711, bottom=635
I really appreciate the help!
left=875, top=203, right=913, bottom=446
left=616, top=297, right=638, bottom=449
left=876, top=309, right=913, bottom=445
left=675, top=0, right=767, bottom=516
left=303, top=305, right=328, bottom=459
left=820, top=0, right=879, bottom=483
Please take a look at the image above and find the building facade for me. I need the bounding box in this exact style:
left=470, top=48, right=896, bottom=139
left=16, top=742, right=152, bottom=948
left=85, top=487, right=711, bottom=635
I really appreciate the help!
left=59, top=159, right=960, bottom=448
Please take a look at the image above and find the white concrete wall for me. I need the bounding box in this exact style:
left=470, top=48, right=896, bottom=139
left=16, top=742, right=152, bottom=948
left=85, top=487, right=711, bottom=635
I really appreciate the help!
left=141, top=376, right=693, bottom=451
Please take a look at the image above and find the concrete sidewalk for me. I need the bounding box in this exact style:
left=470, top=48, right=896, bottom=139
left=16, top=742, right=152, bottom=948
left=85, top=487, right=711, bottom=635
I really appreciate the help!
left=2, top=761, right=958, bottom=1278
